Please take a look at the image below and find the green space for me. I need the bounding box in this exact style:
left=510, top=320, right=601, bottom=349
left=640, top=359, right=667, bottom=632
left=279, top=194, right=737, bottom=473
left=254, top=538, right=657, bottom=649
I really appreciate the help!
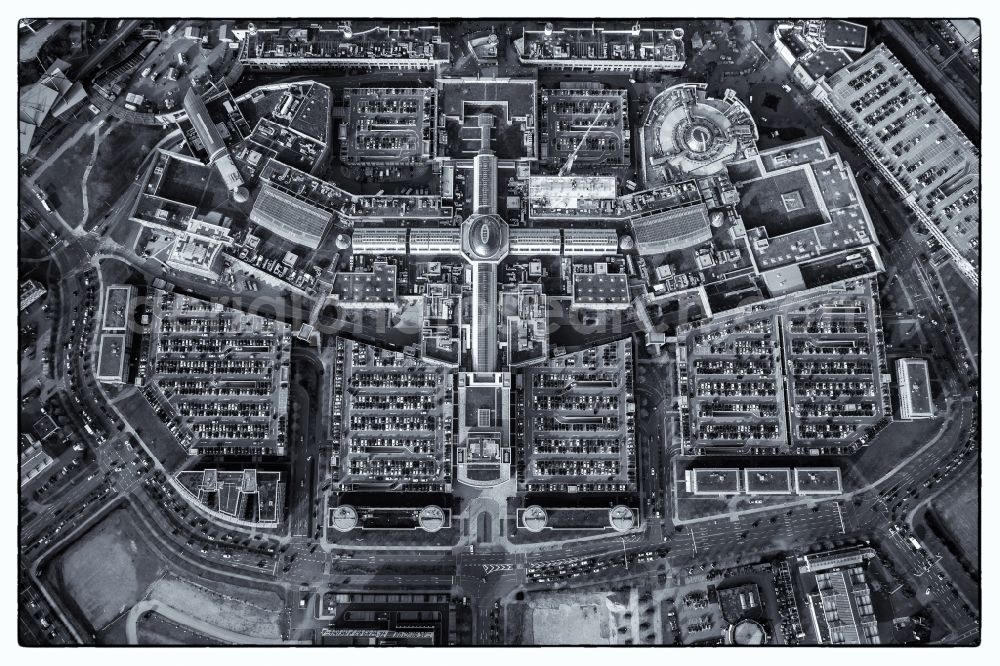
left=931, top=472, right=980, bottom=566
left=35, top=130, right=94, bottom=222
left=935, top=261, right=980, bottom=368
left=50, top=507, right=167, bottom=631
left=84, top=122, right=166, bottom=227
left=844, top=416, right=945, bottom=488
left=116, top=390, right=188, bottom=471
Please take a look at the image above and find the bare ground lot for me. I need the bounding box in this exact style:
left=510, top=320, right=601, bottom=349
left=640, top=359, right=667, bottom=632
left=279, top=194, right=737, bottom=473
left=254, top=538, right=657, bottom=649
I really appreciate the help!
left=145, top=575, right=284, bottom=640
left=136, top=611, right=229, bottom=645
left=51, top=507, right=167, bottom=632
left=528, top=597, right=612, bottom=645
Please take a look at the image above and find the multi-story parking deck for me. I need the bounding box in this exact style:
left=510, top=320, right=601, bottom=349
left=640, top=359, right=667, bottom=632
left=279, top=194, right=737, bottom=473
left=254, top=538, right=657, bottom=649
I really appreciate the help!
left=332, top=338, right=453, bottom=493
left=516, top=339, right=636, bottom=492
left=145, top=290, right=291, bottom=455
left=342, top=87, right=436, bottom=164
left=677, top=280, right=890, bottom=454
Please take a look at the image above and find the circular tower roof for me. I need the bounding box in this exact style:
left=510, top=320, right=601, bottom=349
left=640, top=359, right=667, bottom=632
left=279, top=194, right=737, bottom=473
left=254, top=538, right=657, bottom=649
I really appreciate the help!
left=730, top=619, right=767, bottom=645
left=523, top=506, right=548, bottom=533
left=609, top=505, right=636, bottom=532
left=418, top=505, right=446, bottom=533
left=331, top=505, right=358, bottom=532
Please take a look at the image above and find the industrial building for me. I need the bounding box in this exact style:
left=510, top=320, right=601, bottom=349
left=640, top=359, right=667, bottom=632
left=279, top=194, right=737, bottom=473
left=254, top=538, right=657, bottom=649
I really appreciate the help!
left=249, top=184, right=333, bottom=250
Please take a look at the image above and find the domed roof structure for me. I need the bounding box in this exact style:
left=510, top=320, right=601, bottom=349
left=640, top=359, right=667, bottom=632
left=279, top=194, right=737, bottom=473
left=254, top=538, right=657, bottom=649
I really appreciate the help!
left=462, top=214, right=508, bottom=261
left=233, top=186, right=250, bottom=203
left=685, top=124, right=715, bottom=153
left=470, top=215, right=503, bottom=257
left=728, top=619, right=767, bottom=645
left=418, top=505, right=445, bottom=533
left=330, top=505, right=358, bottom=532
left=523, top=506, right=548, bottom=532
left=639, top=83, right=758, bottom=186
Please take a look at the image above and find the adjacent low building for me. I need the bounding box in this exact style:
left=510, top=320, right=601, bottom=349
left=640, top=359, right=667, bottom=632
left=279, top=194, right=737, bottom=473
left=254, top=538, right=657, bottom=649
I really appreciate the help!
left=896, top=358, right=934, bottom=419
left=685, top=467, right=842, bottom=496
left=19, top=279, right=46, bottom=311
left=236, top=22, right=450, bottom=70
left=95, top=285, right=136, bottom=385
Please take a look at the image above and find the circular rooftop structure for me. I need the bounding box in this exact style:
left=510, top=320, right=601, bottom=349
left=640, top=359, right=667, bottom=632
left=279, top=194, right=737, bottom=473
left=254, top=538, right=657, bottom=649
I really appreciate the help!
left=728, top=619, right=767, bottom=645
left=462, top=213, right=509, bottom=262
left=418, top=505, right=446, bottom=533
left=640, top=83, right=758, bottom=185
left=330, top=505, right=358, bottom=532
left=609, top=505, right=636, bottom=532
left=233, top=186, right=250, bottom=203
left=522, top=506, right=548, bottom=533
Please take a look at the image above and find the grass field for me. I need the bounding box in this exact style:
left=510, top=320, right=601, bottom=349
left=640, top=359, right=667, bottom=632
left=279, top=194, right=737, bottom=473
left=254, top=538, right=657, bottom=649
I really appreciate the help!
left=84, top=122, right=166, bottom=227
left=844, top=416, right=944, bottom=488
left=54, top=507, right=167, bottom=631
left=932, top=472, right=980, bottom=566
left=116, top=390, right=188, bottom=471
left=35, top=131, right=94, bottom=223
left=936, top=261, right=980, bottom=368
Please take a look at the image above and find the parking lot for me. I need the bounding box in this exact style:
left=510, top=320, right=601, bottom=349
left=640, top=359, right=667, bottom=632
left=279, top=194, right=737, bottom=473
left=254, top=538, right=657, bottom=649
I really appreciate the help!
left=679, top=280, right=889, bottom=454
left=539, top=88, right=628, bottom=167
left=342, top=87, right=435, bottom=164
left=517, top=340, right=636, bottom=493
left=143, top=289, right=291, bottom=455
left=332, top=337, right=453, bottom=492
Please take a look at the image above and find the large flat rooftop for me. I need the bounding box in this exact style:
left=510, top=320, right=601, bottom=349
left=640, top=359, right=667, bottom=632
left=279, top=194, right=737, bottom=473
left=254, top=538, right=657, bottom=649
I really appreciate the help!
left=249, top=183, right=333, bottom=250
left=821, top=44, right=979, bottom=268
left=332, top=338, right=453, bottom=493
left=728, top=137, right=882, bottom=290
left=145, top=290, right=291, bottom=455
left=517, top=339, right=636, bottom=493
